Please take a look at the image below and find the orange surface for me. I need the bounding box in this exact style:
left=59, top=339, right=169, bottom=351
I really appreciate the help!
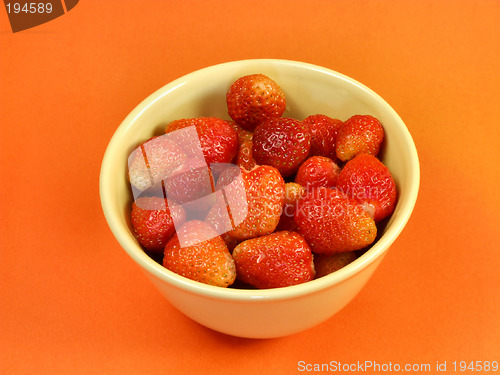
left=1, top=1, right=499, bottom=374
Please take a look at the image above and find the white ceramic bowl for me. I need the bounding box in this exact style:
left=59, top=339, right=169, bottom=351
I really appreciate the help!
left=99, top=59, right=419, bottom=338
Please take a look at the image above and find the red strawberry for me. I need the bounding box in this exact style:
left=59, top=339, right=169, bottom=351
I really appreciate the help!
left=232, top=231, right=315, bottom=289
left=128, top=136, right=187, bottom=191
left=303, top=114, right=343, bottom=161
left=226, top=74, right=286, bottom=131
left=337, top=153, right=397, bottom=222
left=335, top=114, right=384, bottom=161
left=164, top=117, right=238, bottom=165
left=294, top=156, right=341, bottom=190
left=253, top=117, right=311, bottom=178
left=204, top=166, right=247, bottom=237
left=314, top=252, right=358, bottom=278
left=294, top=187, right=377, bottom=254
left=276, top=182, right=305, bottom=232
left=163, top=220, right=236, bottom=287
left=164, top=157, right=215, bottom=218
left=131, top=197, right=186, bottom=253
left=228, top=120, right=253, bottom=143
left=206, top=165, right=285, bottom=241
left=236, top=139, right=258, bottom=171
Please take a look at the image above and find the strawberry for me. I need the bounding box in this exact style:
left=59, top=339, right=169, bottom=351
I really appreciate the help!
left=294, top=156, right=341, bottom=190
left=164, top=157, right=216, bottom=218
left=232, top=231, right=315, bottom=289
left=294, top=187, right=377, bottom=254
left=128, top=135, right=187, bottom=191
left=303, top=114, right=343, bottom=161
left=228, top=120, right=253, bottom=143
left=335, top=114, right=384, bottom=162
left=336, top=153, right=397, bottom=222
left=314, top=252, right=358, bottom=278
left=252, top=117, right=311, bottom=178
left=226, top=74, right=286, bottom=131
left=131, top=197, right=186, bottom=253
left=164, top=117, right=238, bottom=165
left=236, top=139, right=258, bottom=171
left=276, top=182, right=305, bottom=232
left=229, top=119, right=256, bottom=170
left=163, top=220, right=236, bottom=287
left=206, top=165, right=285, bottom=241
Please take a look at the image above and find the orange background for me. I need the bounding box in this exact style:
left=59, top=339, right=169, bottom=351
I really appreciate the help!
left=1, top=1, right=499, bottom=374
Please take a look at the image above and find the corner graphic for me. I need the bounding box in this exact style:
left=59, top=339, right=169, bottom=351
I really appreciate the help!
left=3, top=0, right=79, bottom=33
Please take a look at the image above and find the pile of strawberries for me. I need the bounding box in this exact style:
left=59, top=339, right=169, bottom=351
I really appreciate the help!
left=127, top=74, right=397, bottom=289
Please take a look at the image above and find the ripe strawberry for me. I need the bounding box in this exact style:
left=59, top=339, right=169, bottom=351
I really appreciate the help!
left=206, top=165, right=285, bottom=241
left=303, top=114, right=343, bottom=161
left=236, top=139, right=258, bottom=171
left=232, top=231, right=315, bottom=289
left=165, top=117, right=238, bottom=165
left=294, top=156, right=341, bottom=190
left=276, top=182, right=305, bottom=232
left=337, top=153, right=397, bottom=222
left=226, top=74, right=286, bottom=131
left=164, top=157, right=215, bottom=218
left=294, top=187, right=377, bottom=254
left=252, top=117, right=311, bottom=177
left=131, top=197, right=186, bottom=253
left=163, top=220, right=236, bottom=287
left=314, top=252, right=358, bottom=278
left=336, top=114, right=384, bottom=161
left=128, top=135, right=187, bottom=191
left=228, top=120, right=253, bottom=143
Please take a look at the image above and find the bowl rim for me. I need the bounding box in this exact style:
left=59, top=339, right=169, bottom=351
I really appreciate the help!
left=99, top=58, right=420, bottom=302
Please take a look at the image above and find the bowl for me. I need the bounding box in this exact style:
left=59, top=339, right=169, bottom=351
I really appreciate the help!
left=99, top=59, right=419, bottom=339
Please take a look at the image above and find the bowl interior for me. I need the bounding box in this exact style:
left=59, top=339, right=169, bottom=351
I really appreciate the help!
left=100, top=59, right=419, bottom=299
